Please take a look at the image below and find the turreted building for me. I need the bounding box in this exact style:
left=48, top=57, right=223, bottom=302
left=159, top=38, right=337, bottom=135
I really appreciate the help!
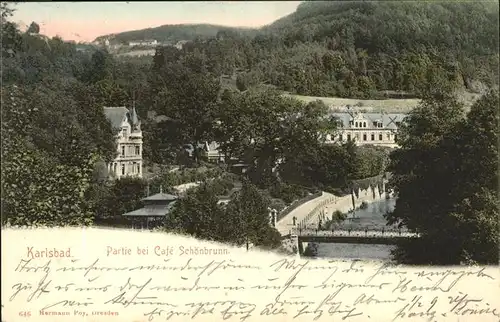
left=103, top=106, right=143, bottom=178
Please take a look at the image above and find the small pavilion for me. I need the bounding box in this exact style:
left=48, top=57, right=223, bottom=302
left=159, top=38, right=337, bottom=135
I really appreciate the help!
left=123, top=189, right=178, bottom=229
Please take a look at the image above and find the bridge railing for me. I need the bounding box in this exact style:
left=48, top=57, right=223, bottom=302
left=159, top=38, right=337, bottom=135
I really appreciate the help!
left=297, top=195, right=338, bottom=228
left=276, top=192, right=323, bottom=222
left=292, top=228, right=420, bottom=238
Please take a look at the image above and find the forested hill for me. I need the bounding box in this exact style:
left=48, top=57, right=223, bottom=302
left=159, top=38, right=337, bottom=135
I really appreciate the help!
left=94, top=24, right=258, bottom=44
left=252, top=0, right=499, bottom=97
left=109, top=1, right=499, bottom=99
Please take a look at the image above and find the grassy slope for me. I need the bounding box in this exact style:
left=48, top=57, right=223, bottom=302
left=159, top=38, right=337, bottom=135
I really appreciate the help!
left=285, top=91, right=481, bottom=113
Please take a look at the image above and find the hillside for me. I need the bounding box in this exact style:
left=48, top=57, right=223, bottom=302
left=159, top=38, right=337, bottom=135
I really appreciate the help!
left=94, top=24, right=258, bottom=44
left=97, top=1, right=498, bottom=100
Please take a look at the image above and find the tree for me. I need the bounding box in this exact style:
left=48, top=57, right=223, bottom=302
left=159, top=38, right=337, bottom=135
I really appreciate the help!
left=215, top=90, right=335, bottom=188
left=446, top=90, right=499, bottom=264
left=1, top=85, right=96, bottom=227
left=164, top=183, right=232, bottom=242
left=386, top=90, right=499, bottom=264
left=83, top=49, right=113, bottom=84
left=90, top=177, right=147, bottom=225
left=26, top=21, right=40, bottom=34
left=151, top=61, right=221, bottom=164
left=225, top=180, right=281, bottom=249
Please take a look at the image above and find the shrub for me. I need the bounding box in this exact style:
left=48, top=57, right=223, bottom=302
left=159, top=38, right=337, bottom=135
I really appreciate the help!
left=359, top=201, right=369, bottom=210
left=332, top=210, right=347, bottom=221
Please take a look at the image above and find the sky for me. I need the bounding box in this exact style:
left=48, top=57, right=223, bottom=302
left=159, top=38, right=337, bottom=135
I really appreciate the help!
left=11, top=1, right=301, bottom=42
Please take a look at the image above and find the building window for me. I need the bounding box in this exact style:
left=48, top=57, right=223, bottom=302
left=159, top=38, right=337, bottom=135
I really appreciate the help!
left=362, top=134, right=367, bottom=141
left=378, top=123, right=383, bottom=128
left=379, top=133, right=383, bottom=141
left=355, top=133, right=360, bottom=140
left=355, top=122, right=358, bottom=127
left=132, top=162, right=137, bottom=173
left=135, top=146, right=140, bottom=155
left=394, top=134, right=398, bottom=141
left=387, top=133, right=391, bottom=140
left=363, top=122, right=367, bottom=128
left=136, top=163, right=141, bottom=174
left=122, top=128, right=127, bottom=137
left=121, top=146, right=125, bottom=156
left=121, top=164, right=125, bottom=175
left=347, top=134, right=351, bottom=140
left=339, top=134, right=343, bottom=141
left=113, top=163, right=117, bottom=174
left=371, top=133, right=375, bottom=141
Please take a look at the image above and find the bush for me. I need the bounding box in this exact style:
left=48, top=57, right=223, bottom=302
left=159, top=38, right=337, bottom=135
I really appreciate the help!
left=359, top=201, right=369, bottom=210
left=268, top=182, right=309, bottom=204
left=332, top=210, right=347, bottom=221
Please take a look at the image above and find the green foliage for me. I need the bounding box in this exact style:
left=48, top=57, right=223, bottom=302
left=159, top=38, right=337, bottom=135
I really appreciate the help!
left=148, top=50, right=221, bottom=162
left=332, top=210, right=347, bottom=221
left=352, top=145, right=390, bottom=180
left=164, top=183, right=232, bottom=242
left=387, top=90, right=499, bottom=264
left=215, top=89, right=334, bottom=188
left=89, top=177, right=147, bottom=225
left=0, top=10, right=117, bottom=227
left=26, top=21, right=40, bottom=34
left=164, top=180, right=281, bottom=249
left=279, top=138, right=389, bottom=192
left=2, top=137, right=96, bottom=227
left=111, top=2, right=496, bottom=98
left=225, top=181, right=281, bottom=249
left=268, top=182, right=310, bottom=205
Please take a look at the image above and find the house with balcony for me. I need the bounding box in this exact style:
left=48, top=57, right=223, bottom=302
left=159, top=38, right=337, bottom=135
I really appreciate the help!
left=325, top=111, right=407, bottom=148
left=103, top=106, right=143, bottom=179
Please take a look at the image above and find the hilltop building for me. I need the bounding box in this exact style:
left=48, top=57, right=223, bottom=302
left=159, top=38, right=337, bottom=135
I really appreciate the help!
left=326, top=111, right=407, bottom=148
left=103, top=106, right=143, bottom=179
left=128, top=39, right=158, bottom=47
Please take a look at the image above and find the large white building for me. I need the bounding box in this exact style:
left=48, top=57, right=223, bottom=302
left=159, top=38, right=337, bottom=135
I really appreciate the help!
left=326, top=111, right=407, bottom=148
left=103, top=106, right=143, bottom=179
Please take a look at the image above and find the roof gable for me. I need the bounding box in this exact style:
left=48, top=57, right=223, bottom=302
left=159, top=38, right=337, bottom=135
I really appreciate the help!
left=329, top=112, right=407, bottom=128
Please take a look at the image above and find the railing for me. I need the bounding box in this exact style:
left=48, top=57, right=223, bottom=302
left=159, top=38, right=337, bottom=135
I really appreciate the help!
left=296, top=196, right=337, bottom=228
left=276, top=192, right=323, bottom=222
left=293, top=228, right=419, bottom=239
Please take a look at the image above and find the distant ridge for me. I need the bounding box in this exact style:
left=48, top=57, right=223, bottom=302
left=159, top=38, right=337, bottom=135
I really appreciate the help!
left=94, top=23, right=258, bottom=44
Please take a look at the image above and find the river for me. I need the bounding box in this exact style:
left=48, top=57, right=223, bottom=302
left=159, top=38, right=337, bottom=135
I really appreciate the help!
left=314, top=197, right=398, bottom=261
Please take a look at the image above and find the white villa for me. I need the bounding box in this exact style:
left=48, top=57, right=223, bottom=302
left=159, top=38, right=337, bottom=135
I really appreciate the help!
left=326, top=111, right=407, bottom=148
left=103, top=106, right=143, bottom=179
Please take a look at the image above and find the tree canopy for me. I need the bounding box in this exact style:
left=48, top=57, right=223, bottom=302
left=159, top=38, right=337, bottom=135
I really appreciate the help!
left=386, top=90, right=499, bottom=265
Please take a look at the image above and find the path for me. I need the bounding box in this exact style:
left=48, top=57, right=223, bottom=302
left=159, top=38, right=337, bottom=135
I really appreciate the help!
left=276, top=181, right=389, bottom=236
left=275, top=192, right=337, bottom=235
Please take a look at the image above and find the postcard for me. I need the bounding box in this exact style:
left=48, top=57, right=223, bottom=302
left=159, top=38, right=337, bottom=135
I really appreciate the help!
left=2, top=1, right=499, bottom=322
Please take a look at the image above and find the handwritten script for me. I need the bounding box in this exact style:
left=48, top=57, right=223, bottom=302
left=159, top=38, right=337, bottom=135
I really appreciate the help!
left=2, top=228, right=499, bottom=322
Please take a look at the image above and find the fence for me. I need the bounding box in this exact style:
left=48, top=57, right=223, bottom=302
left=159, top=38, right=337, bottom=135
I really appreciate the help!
left=276, top=192, right=323, bottom=222
left=296, top=195, right=338, bottom=229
